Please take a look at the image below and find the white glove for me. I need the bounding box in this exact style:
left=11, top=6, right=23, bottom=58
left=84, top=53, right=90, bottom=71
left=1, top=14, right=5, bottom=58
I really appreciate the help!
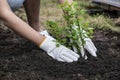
left=39, top=30, right=80, bottom=62
left=71, top=26, right=97, bottom=59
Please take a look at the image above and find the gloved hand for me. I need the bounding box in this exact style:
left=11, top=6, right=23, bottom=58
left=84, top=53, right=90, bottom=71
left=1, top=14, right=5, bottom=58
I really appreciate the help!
left=71, top=25, right=97, bottom=59
left=39, top=30, right=79, bottom=62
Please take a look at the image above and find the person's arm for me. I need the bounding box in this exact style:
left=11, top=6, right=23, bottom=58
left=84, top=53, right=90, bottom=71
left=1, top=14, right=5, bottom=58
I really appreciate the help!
left=0, top=0, right=45, bottom=46
left=23, top=0, right=43, bottom=32
left=0, top=0, right=80, bottom=62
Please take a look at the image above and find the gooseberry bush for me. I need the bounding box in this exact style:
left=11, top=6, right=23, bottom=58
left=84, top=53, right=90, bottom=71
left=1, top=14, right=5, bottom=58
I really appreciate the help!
left=46, top=1, right=93, bottom=57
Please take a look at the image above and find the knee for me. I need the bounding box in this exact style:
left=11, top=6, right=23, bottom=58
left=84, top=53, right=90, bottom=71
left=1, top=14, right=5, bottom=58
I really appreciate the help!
left=7, top=0, right=25, bottom=11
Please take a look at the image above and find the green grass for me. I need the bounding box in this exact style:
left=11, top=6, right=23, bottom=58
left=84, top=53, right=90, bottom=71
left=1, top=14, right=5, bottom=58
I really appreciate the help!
left=40, top=0, right=120, bottom=33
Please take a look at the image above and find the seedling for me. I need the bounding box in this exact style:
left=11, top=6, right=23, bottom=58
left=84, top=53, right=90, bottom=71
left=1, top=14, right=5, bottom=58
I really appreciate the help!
left=46, top=1, right=93, bottom=58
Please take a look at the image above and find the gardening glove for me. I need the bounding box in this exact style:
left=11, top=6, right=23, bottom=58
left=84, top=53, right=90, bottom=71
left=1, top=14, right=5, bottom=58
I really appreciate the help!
left=39, top=30, right=80, bottom=62
left=71, top=25, right=97, bottom=59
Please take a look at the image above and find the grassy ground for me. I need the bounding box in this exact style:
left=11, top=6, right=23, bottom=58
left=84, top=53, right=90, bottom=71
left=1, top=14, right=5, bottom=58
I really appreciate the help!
left=40, top=0, right=120, bottom=32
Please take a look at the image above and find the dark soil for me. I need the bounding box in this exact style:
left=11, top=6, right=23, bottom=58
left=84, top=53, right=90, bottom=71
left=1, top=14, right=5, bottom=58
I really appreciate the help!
left=0, top=27, right=120, bottom=80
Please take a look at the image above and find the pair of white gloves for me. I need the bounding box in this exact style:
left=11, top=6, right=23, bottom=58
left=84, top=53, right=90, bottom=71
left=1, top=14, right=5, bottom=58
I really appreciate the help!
left=39, top=30, right=97, bottom=63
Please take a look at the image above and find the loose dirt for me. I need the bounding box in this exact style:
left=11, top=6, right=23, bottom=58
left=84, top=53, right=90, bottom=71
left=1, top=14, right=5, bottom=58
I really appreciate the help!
left=0, top=26, right=120, bottom=80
